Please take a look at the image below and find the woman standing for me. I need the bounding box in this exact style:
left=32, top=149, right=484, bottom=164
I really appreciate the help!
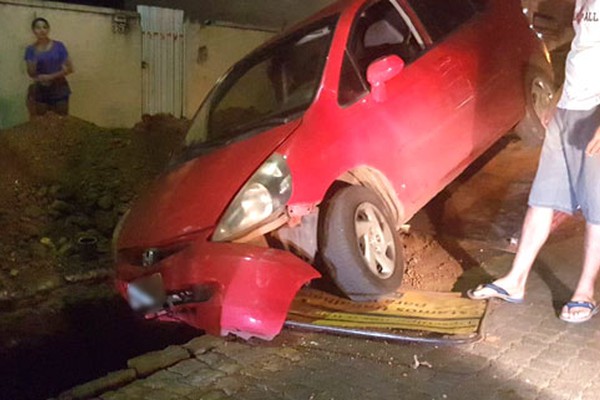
left=25, top=17, right=74, bottom=116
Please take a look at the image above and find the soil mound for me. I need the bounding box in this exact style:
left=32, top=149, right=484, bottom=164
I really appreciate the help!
left=0, top=113, right=188, bottom=344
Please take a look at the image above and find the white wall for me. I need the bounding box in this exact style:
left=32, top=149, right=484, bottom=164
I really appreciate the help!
left=0, top=0, right=141, bottom=129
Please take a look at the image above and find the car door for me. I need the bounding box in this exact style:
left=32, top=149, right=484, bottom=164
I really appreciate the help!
left=332, top=0, right=476, bottom=217
left=407, top=0, right=520, bottom=153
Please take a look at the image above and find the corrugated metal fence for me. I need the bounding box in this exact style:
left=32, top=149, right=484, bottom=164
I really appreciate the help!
left=138, top=5, right=184, bottom=117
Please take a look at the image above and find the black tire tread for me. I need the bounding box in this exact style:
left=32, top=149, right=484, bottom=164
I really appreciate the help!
left=318, top=185, right=404, bottom=301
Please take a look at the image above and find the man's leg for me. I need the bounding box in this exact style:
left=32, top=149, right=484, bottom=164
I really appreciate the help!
left=470, top=206, right=554, bottom=299
left=561, top=222, right=600, bottom=319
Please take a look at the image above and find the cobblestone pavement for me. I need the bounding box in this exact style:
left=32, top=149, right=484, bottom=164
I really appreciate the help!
left=55, top=140, right=600, bottom=400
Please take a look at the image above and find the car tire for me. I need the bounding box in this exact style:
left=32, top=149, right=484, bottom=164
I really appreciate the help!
left=318, top=185, right=404, bottom=301
left=514, top=67, right=556, bottom=147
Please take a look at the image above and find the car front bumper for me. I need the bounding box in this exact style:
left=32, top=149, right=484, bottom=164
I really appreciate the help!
left=115, top=232, right=321, bottom=340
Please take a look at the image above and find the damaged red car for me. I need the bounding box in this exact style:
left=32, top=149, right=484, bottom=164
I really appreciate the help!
left=114, top=0, right=554, bottom=339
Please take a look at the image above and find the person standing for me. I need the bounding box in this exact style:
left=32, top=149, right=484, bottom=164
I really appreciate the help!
left=467, top=0, right=600, bottom=323
left=25, top=17, right=74, bottom=116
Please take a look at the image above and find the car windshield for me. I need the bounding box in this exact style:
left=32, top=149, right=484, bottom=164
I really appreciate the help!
left=183, top=17, right=338, bottom=149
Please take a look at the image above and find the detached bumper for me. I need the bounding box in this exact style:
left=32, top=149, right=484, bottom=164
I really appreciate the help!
left=115, top=236, right=320, bottom=340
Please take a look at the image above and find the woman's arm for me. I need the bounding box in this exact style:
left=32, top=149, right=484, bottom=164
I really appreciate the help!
left=24, top=45, right=37, bottom=78
left=26, top=61, right=37, bottom=78
left=36, top=56, right=74, bottom=82
left=63, top=56, right=74, bottom=75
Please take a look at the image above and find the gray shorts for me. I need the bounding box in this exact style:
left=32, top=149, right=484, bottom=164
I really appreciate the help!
left=528, top=106, right=600, bottom=224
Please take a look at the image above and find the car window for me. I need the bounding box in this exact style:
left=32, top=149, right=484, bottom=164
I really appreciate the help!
left=338, top=51, right=369, bottom=106
left=209, top=26, right=333, bottom=136
left=182, top=16, right=338, bottom=150
left=406, top=0, right=477, bottom=42
left=338, top=0, right=423, bottom=106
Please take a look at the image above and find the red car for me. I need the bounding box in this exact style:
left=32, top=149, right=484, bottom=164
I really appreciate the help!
left=114, top=0, right=554, bottom=339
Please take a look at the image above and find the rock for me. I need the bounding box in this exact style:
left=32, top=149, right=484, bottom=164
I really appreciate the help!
left=19, top=222, right=42, bottom=238
left=30, top=242, right=49, bottom=258
left=115, top=204, right=130, bottom=215
left=48, top=184, right=62, bottom=197
left=37, top=277, right=61, bottom=292
left=53, top=186, right=74, bottom=200
left=17, top=192, right=29, bottom=203
left=81, top=229, right=102, bottom=238
left=65, top=215, right=93, bottom=229
left=97, top=194, right=114, bottom=211
left=58, top=242, right=76, bottom=256
left=48, top=209, right=62, bottom=219
left=40, top=237, right=54, bottom=248
left=24, top=205, right=45, bottom=219
left=36, top=186, right=49, bottom=199
left=96, top=238, right=111, bottom=254
left=118, top=193, right=130, bottom=202
left=86, top=191, right=101, bottom=204
left=94, top=210, right=117, bottom=235
left=49, top=200, right=73, bottom=214
left=9, top=269, right=19, bottom=278
left=64, top=269, right=113, bottom=283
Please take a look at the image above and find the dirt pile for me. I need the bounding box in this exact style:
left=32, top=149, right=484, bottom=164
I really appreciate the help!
left=0, top=114, right=188, bottom=311
left=401, top=231, right=463, bottom=292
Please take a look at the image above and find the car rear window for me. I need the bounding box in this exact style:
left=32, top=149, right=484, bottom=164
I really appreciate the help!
left=406, top=0, right=478, bottom=42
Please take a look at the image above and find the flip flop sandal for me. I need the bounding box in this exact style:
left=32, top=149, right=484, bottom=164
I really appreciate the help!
left=559, top=301, right=599, bottom=323
left=466, top=283, right=524, bottom=303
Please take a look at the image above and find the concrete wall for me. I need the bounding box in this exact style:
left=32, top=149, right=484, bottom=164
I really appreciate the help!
left=0, top=0, right=141, bottom=129
left=183, top=23, right=274, bottom=119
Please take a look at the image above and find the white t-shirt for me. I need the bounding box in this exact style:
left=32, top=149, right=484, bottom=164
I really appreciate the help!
left=558, top=0, right=600, bottom=110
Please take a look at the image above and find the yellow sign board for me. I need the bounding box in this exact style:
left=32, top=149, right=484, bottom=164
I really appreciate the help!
left=287, top=288, right=487, bottom=336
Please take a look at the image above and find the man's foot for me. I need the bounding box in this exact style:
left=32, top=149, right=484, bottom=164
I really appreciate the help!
left=466, top=282, right=524, bottom=303
left=559, top=300, right=599, bottom=323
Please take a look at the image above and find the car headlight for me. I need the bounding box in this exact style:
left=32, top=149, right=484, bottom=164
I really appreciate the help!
left=212, top=153, right=292, bottom=241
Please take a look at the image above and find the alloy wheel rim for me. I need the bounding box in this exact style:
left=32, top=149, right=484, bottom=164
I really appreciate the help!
left=354, top=202, right=396, bottom=279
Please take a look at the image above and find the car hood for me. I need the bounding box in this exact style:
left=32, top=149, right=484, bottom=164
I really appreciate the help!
left=117, top=119, right=301, bottom=249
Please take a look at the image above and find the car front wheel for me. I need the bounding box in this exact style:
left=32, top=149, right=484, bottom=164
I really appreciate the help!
left=318, top=185, right=404, bottom=301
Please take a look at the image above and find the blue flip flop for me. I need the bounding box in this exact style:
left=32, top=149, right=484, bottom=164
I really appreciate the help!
left=559, top=301, right=599, bottom=323
left=466, top=283, right=524, bottom=303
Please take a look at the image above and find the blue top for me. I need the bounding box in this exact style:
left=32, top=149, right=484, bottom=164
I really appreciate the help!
left=24, top=40, right=69, bottom=75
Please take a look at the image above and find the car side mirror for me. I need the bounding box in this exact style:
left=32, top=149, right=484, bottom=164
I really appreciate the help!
left=367, top=55, right=405, bottom=103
